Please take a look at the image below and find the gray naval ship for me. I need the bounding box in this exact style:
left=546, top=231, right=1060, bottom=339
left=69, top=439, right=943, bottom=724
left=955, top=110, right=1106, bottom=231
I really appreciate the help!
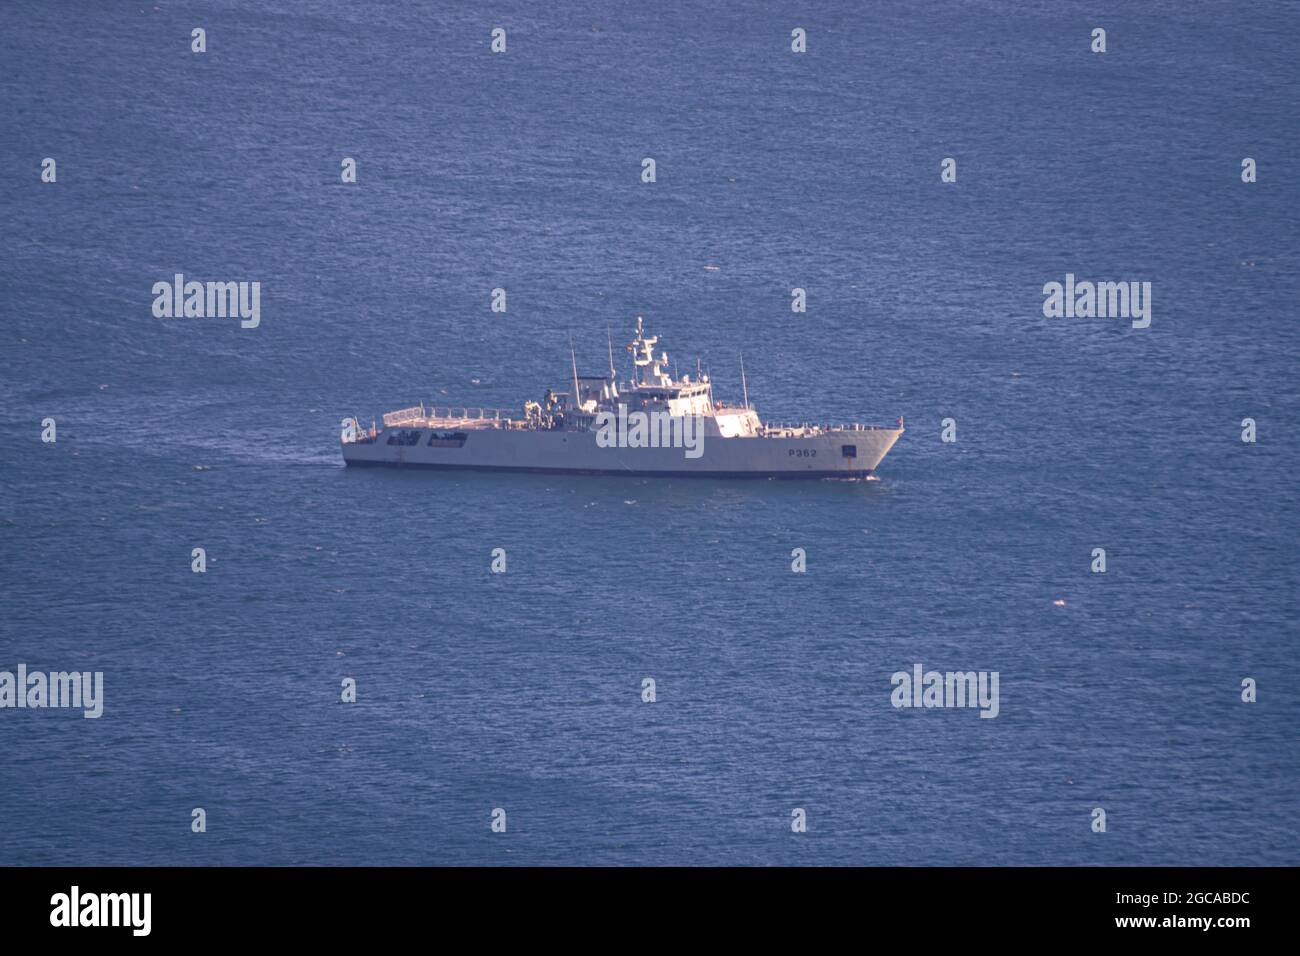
left=341, top=318, right=903, bottom=478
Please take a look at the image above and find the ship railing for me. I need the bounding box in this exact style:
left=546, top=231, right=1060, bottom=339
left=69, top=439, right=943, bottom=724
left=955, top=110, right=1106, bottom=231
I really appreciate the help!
left=762, top=421, right=898, bottom=435
left=382, top=405, right=515, bottom=427
left=381, top=406, right=427, bottom=426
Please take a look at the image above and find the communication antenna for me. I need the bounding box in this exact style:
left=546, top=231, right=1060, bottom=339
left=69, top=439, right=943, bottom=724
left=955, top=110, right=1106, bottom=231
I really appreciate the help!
left=740, top=352, right=749, bottom=410
left=606, top=327, right=616, bottom=378
left=570, top=337, right=582, bottom=411
left=627, top=322, right=637, bottom=385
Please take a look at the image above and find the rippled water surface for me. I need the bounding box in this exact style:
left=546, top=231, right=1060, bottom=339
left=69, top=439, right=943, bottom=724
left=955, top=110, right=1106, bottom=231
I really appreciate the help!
left=0, top=0, right=1296, bottom=864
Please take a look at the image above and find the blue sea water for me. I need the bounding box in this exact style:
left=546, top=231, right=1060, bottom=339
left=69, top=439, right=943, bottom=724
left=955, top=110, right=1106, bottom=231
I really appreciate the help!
left=1, top=0, right=1297, bottom=866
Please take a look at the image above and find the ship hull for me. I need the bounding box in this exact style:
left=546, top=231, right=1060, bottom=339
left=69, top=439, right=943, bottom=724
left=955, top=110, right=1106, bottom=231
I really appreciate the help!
left=342, top=425, right=902, bottom=479
left=344, top=459, right=877, bottom=479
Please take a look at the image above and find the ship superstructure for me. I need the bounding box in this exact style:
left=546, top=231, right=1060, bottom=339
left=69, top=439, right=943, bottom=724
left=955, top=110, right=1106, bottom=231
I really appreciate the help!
left=341, top=318, right=903, bottom=478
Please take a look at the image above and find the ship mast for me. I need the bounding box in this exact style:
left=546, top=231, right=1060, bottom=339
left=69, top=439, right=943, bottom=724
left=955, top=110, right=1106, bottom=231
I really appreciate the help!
left=570, top=338, right=582, bottom=411
left=627, top=315, right=661, bottom=386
